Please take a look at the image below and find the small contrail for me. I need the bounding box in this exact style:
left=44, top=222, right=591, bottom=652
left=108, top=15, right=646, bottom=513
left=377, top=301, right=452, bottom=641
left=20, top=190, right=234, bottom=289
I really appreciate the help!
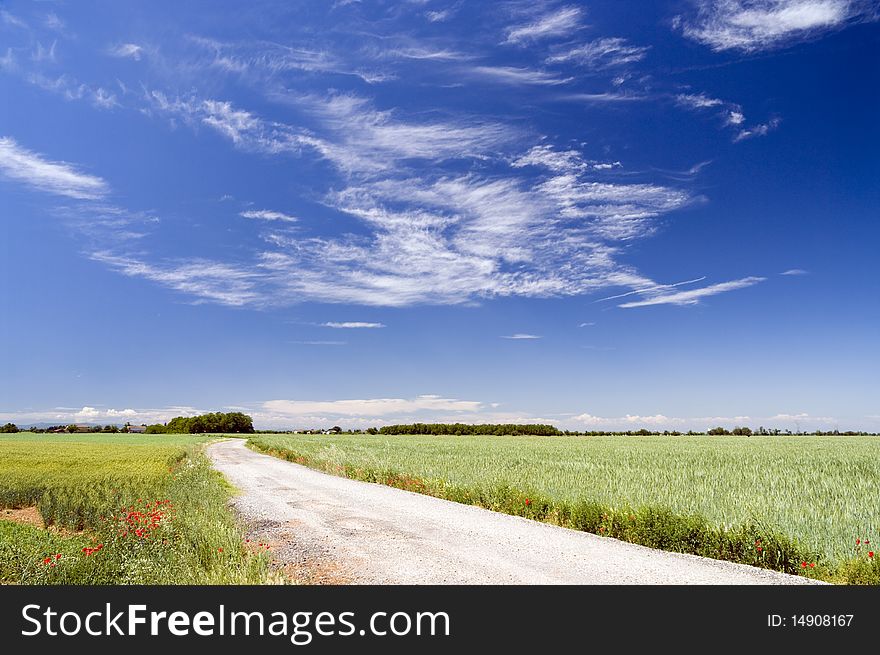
left=594, top=276, right=707, bottom=302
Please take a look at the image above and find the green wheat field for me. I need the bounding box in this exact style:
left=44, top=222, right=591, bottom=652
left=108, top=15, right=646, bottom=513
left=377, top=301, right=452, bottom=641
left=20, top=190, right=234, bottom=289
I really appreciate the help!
left=249, top=433, right=880, bottom=581
left=0, top=433, right=268, bottom=585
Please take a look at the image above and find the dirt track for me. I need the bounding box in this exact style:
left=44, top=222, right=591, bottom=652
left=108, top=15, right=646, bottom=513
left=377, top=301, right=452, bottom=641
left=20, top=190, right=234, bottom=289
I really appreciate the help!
left=208, top=439, right=823, bottom=585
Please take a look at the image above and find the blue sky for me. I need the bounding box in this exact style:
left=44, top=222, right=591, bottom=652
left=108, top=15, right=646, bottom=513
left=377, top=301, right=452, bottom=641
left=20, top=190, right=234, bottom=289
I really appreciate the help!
left=1, top=0, right=878, bottom=431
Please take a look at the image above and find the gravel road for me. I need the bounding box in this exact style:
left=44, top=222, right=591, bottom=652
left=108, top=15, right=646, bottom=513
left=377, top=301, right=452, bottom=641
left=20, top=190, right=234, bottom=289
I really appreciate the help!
left=208, top=439, right=822, bottom=585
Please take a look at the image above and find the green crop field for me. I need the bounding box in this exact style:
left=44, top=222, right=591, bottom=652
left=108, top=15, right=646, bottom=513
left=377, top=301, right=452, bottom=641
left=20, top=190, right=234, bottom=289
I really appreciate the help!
left=249, top=433, right=880, bottom=583
left=0, top=433, right=268, bottom=585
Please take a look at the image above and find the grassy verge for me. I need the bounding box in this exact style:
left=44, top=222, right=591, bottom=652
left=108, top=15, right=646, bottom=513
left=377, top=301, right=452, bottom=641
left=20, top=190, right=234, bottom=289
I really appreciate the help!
left=248, top=437, right=879, bottom=584
left=0, top=435, right=269, bottom=585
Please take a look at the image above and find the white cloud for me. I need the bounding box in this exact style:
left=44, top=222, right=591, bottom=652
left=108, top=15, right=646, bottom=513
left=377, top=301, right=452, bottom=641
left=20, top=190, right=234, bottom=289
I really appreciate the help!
left=95, top=132, right=699, bottom=307
left=32, top=40, right=57, bottom=63
left=574, top=412, right=675, bottom=426
left=45, top=13, right=66, bottom=32
left=680, top=0, right=875, bottom=52
left=734, top=118, right=781, bottom=141
left=240, top=209, right=298, bottom=222
left=0, top=405, right=205, bottom=426
left=501, top=333, right=541, bottom=339
left=511, top=145, right=589, bottom=172
left=618, top=276, right=766, bottom=308
left=0, top=137, right=109, bottom=199
left=90, top=252, right=265, bottom=307
left=1, top=9, right=27, bottom=29
left=570, top=411, right=842, bottom=430
left=93, top=87, right=119, bottom=109
left=505, top=6, right=583, bottom=44
left=0, top=48, right=15, bottom=71
left=547, top=38, right=650, bottom=68
left=120, top=88, right=754, bottom=311
left=463, top=65, right=573, bottom=86
left=264, top=394, right=483, bottom=417
left=149, top=91, right=515, bottom=175
left=426, top=9, right=454, bottom=22
left=186, top=34, right=387, bottom=84
left=578, top=321, right=596, bottom=327
left=726, top=110, right=746, bottom=125
left=675, top=93, right=724, bottom=109
left=675, top=93, right=777, bottom=142
left=781, top=268, right=808, bottom=275
left=108, top=43, right=144, bottom=60
left=321, top=322, right=386, bottom=328
left=386, top=47, right=470, bottom=61
left=563, top=92, right=650, bottom=103
left=595, top=276, right=707, bottom=302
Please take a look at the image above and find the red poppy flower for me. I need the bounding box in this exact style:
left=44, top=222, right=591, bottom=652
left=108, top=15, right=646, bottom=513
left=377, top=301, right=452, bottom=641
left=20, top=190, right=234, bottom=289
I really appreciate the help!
left=801, top=562, right=807, bottom=568
left=810, top=563, right=815, bottom=568
left=524, top=498, right=531, bottom=506
left=870, top=552, right=874, bottom=558
left=43, top=557, right=51, bottom=565
left=757, top=547, right=762, bottom=552
left=55, top=553, right=62, bottom=560
left=857, top=539, right=861, bottom=545
left=218, top=548, right=223, bottom=553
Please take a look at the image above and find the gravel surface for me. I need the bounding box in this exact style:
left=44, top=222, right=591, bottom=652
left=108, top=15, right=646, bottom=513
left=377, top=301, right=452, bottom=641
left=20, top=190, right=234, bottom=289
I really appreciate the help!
left=208, top=439, right=823, bottom=585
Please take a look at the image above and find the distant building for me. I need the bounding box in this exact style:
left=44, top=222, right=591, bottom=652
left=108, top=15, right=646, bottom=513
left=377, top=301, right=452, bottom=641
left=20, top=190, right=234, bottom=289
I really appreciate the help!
left=74, top=424, right=91, bottom=433
left=128, top=425, right=147, bottom=433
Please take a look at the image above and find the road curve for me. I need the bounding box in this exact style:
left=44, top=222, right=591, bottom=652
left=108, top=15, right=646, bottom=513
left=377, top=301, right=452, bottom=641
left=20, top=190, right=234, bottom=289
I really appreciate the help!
left=208, top=439, right=822, bottom=585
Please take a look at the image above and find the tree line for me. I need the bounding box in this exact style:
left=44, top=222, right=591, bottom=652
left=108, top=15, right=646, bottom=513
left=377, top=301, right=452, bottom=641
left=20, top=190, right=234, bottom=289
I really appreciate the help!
left=1, top=420, right=876, bottom=437
left=377, top=423, right=564, bottom=436
left=145, top=412, right=255, bottom=434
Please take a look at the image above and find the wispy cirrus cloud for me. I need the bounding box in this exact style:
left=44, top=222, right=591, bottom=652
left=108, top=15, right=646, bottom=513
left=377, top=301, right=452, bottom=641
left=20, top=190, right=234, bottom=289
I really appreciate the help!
left=547, top=37, right=650, bottom=68
left=617, top=276, right=766, bottom=308
left=1, top=9, right=27, bottom=29
left=108, top=43, right=144, bottom=60
left=0, top=137, right=109, bottom=199
left=675, top=92, right=778, bottom=142
left=90, top=252, right=265, bottom=307
left=464, top=64, right=572, bottom=86
left=322, top=322, right=385, bottom=328
left=512, top=145, right=621, bottom=173
left=504, top=5, right=584, bottom=45
left=501, top=333, right=541, bottom=339
left=240, top=209, right=298, bottom=222
left=148, top=90, right=515, bottom=174
left=781, top=268, right=808, bottom=275
left=733, top=117, right=781, bottom=141
left=595, top=277, right=708, bottom=302
left=675, top=92, right=724, bottom=109
left=678, top=0, right=877, bottom=52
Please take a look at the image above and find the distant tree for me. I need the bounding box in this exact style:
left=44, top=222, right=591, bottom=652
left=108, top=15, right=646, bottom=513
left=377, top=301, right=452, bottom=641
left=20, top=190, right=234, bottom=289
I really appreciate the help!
left=163, top=412, right=254, bottom=434
left=0, top=422, right=19, bottom=433
left=144, top=424, right=167, bottom=434
left=378, top=423, right=563, bottom=436
left=707, top=426, right=730, bottom=436
left=366, top=427, right=379, bottom=435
